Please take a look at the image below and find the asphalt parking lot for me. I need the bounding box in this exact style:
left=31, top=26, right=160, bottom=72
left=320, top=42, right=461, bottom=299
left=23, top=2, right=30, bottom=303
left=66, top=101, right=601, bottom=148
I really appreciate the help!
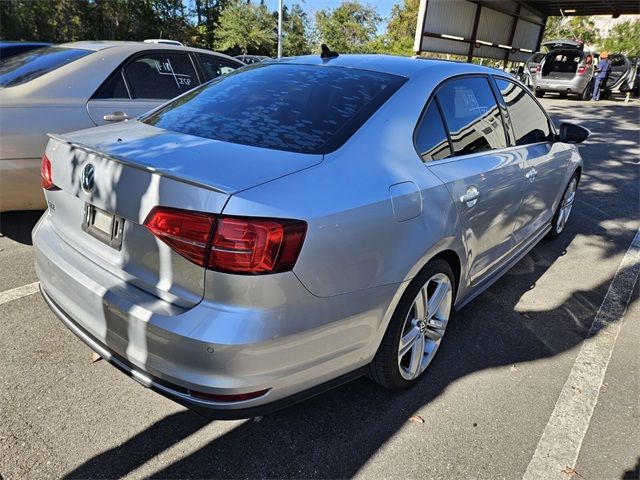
left=0, top=96, right=638, bottom=480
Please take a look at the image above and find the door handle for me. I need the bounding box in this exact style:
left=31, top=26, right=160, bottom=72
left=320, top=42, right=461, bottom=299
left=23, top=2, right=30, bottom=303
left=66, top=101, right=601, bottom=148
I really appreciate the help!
left=103, top=111, right=131, bottom=122
left=525, top=168, right=538, bottom=182
left=460, top=186, right=480, bottom=207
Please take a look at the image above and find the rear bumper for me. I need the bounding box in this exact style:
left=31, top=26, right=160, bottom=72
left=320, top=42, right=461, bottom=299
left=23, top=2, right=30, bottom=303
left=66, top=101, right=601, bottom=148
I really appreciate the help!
left=534, top=77, right=589, bottom=94
left=39, top=285, right=365, bottom=419
left=33, top=213, right=396, bottom=417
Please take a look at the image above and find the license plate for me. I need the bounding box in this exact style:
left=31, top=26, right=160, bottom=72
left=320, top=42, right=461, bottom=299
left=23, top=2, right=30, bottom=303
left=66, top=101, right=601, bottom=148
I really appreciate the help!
left=82, top=204, right=124, bottom=250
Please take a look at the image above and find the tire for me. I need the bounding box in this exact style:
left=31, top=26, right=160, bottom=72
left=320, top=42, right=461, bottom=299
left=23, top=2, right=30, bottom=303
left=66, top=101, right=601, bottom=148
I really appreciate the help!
left=558, top=92, right=568, bottom=99
left=547, top=174, right=578, bottom=240
left=580, top=82, right=593, bottom=101
left=535, top=90, right=544, bottom=98
left=369, top=258, right=455, bottom=390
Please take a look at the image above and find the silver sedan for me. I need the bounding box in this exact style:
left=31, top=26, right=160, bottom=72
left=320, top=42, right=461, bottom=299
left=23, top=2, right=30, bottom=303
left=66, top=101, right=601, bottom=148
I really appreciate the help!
left=33, top=54, right=587, bottom=418
left=0, top=41, right=242, bottom=212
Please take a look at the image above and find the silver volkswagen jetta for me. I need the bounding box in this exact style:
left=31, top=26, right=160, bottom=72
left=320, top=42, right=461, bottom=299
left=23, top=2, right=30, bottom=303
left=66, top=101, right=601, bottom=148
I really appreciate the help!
left=33, top=55, right=587, bottom=417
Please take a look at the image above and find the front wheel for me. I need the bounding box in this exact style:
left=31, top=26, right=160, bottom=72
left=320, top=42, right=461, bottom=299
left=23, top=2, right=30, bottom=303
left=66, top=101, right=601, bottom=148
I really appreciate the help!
left=547, top=174, right=578, bottom=239
left=535, top=89, right=545, bottom=98
left=369, top=258, right=455, bottom=390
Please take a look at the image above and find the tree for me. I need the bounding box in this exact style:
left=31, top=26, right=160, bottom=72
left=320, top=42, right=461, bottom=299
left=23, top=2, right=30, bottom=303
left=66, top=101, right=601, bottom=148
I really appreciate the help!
left=315, top=1, right=381, bottom=54
left=282, top=3, right=312, bottom=56
left=600, top=19, right=640, bottom=56
left=543, top=16, right=600, bottom=47
left=383, top=0, right=419, bottom=55
left=214, top=0, right=276, bottom=55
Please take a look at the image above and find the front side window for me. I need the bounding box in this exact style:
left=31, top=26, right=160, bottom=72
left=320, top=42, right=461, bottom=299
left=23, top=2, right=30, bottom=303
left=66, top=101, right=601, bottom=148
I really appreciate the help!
left=124, top=53, right=199, bottom=100
left=0, top=47, right=91, bottom=87
left=415, top=101, right=452, bottom=161
left=495, top=78, right=552, bottom=145
left=198, top=54, right=240, bottom=81
left=436, top=77, right=507, bottom=156
left=143, top=64, right=407, bottom=154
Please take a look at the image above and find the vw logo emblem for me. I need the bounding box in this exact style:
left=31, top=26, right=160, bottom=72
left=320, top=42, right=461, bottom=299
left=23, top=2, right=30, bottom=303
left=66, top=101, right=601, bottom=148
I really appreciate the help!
left=81, top=163, right=95, bottom=193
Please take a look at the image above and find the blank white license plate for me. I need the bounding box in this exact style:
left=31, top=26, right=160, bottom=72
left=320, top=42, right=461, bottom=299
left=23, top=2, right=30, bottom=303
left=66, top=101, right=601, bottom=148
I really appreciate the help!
left=92, top=207, right=113, bottom=235
left=82, top=204, right=124, bottom=250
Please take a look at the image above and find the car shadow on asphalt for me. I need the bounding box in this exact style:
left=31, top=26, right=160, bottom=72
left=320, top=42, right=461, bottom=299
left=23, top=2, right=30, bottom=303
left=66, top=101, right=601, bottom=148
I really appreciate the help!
left=62, top=217, right=635, bottom=479
left=62, top=101, right=639, bottom=479
left=0, top=210, right=44, bottom=245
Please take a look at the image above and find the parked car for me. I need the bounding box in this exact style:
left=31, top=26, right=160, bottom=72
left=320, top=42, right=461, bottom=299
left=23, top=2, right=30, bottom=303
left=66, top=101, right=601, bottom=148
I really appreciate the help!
left=0, top=41, right=51, bottom=60
left=0, top=41, right=243, bottom=212
left=532, top=40, right=597, bottom=99
left=522, top=52, right=545, bottom=87
left=34, top=54, right=587, bottom=418
left=234, top=54, right=271, bottom=64
left=532, top=40, right=633, bottom=100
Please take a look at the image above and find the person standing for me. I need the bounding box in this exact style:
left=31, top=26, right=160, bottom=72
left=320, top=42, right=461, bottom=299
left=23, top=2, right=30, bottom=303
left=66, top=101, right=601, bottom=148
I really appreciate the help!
left=592, top=51, right=611, bottom=101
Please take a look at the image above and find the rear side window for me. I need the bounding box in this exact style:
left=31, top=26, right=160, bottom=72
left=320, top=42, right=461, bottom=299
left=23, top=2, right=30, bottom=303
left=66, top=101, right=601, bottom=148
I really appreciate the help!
left=124, top=53, right=199, bottom=99
left=93, top=71, right=129, bottom=99
left=198, top=54, right=239, bottom=81
left=436, top=77, right=507, bottom=156
left=0, top=47, right=90, bottom=87
left=415, top=102, right=452, bottom=161
left=143, top=64, right=407, bottom=154
left=495, top=78, right=551, bottom=145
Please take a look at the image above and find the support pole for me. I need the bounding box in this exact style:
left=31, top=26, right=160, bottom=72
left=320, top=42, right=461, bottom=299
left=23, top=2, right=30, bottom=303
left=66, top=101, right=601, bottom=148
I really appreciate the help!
left=277, top=0, right=283, bottom=58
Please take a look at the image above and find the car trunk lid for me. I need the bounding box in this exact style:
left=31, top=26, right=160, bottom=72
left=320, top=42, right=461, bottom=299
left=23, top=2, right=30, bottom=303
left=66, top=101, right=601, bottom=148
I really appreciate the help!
left=43, top=122, right=322, bottom=307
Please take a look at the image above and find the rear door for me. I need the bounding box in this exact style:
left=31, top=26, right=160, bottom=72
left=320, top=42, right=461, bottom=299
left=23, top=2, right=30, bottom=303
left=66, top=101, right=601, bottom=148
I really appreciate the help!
left=195, top=53, right=242, bottom=81
left=494, top=77, right=568, bottom=244
left=606, top=54, right=631, bottom=90
left=86, top=51, right=202, bottom=125
left=420, top=75, right=527, bottom=285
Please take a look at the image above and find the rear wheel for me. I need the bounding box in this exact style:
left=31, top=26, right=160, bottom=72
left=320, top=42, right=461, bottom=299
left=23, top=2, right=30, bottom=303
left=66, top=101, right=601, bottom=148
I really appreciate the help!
left=535, top=90, right=545, bottom=98
left=369, top=258, right=455, bottom=390
left=580, top=82, right=593, bottom=100
left=547, top=174, right=578, bottom=239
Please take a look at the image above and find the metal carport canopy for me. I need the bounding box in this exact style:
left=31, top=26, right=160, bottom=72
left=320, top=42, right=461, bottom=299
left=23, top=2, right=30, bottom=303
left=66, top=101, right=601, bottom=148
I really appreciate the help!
left=414, top=0, right=640, bottom=62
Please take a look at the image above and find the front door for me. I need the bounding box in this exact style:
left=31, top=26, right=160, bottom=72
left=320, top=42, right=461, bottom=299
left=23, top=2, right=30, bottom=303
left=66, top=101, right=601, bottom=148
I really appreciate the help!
left=493, top=77, right=570, bottom=245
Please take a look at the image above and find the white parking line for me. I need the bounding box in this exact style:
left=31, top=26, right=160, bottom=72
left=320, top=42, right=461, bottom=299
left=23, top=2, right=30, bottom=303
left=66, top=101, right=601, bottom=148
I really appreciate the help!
left=523, top=228, right=640, bottom=480
left=0, top=282, right=40, bottom=306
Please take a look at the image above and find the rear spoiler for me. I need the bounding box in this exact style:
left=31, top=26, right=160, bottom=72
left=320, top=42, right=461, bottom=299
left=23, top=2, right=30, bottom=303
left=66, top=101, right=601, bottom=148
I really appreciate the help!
left=47, top=132, right=227, bottom=194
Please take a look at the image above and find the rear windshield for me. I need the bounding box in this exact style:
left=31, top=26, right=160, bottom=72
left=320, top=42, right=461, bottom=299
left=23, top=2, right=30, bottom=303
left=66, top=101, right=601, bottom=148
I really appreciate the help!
left=0, top=47, right=91, bottom=87
left=142, top=63, right=407, bottom=154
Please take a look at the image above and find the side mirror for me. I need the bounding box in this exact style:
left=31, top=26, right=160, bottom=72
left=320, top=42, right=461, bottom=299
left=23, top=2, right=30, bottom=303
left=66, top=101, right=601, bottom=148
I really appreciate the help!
left=559, top=122, right=590, bottom=144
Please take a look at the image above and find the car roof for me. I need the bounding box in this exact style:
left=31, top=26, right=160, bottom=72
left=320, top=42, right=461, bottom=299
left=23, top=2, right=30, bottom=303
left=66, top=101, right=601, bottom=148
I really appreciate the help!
left=277, top=54, right=506, bottom=79
left=55, top=40, right=243, bottom=65
left=58, top=40, right=238, bottom=58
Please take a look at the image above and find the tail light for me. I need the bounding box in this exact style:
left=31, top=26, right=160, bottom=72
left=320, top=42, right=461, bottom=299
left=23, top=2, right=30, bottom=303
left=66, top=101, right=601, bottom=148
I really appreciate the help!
left=535, top=64, right=541, bottom=73
left=41, top=154, right=59, bottom=191
left=577, top=65, right=587, bottom=75
left=144, top=206, right=307, bottom=274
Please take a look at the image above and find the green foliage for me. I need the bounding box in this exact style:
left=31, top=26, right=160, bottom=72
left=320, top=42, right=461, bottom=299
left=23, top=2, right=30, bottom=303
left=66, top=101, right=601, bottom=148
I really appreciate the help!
left=315, top=1, right=381, bottom=53
left=543, top=16, right=600, bottom=47
left=383, top=0, right=419, bottom=55
left=213, top=0, right=276, bottom=55
left=282, top=4, right=311, bottom=56
left=600, top=20, right=640, bottom=56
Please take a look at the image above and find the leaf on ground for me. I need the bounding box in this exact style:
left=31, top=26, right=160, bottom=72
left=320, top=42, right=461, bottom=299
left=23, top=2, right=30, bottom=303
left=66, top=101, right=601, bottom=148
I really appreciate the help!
left=91, top=351, right=102, bottom=363
left=561, top=466, right=586, bottom=479
left=409, top=415, right=425, bottom=424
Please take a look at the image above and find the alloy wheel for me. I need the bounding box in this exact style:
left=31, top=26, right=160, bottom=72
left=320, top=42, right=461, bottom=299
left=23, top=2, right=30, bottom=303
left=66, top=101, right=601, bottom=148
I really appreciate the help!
left=397, top=273, right=453, bottom=381
left=555, top=178, right=577, bottom=234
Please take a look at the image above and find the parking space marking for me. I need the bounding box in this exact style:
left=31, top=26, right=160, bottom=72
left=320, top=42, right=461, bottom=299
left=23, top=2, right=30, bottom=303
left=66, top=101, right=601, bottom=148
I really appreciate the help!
left=523, top=228, right=640, bottom=480
left=0, top=282, right=40, bottom=306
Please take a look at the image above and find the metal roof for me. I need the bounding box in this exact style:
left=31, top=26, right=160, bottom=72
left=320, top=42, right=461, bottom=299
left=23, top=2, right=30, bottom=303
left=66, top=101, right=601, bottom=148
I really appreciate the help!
left=518, top=1, right=639, bottom=16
